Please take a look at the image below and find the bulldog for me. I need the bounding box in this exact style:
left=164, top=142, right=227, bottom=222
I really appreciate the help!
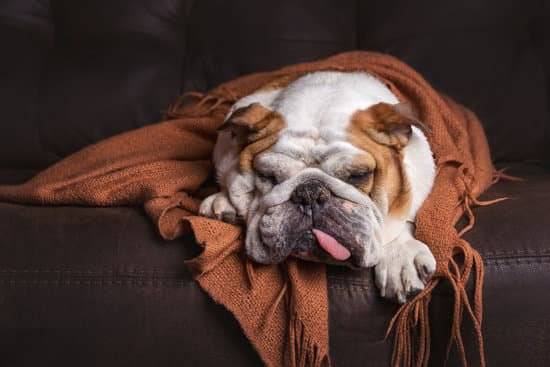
left=199, top=71, right=436, bottom=303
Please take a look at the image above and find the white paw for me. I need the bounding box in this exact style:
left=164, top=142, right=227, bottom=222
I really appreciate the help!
left=374, top=239, right=436, bottom=304
left=198, top=192, right=240, bottom=224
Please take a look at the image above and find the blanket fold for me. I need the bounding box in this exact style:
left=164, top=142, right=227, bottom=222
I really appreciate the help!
left=0, top=51, right=498, bottom=367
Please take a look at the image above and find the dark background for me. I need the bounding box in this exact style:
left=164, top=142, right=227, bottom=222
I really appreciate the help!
left=0, top=0, right=549, bottom=175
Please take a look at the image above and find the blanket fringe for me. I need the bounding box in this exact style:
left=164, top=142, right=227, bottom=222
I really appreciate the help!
left=288, top=311, right=330, bottom=367
left=386, top=242, right=486, bottom=367
left=386, top=166, right=516, bottom=366
left=164, top=91, right=237, bottom=120
left=386, top=280, right=437, bottom=367
left=492, top=167, right=525, bottom=184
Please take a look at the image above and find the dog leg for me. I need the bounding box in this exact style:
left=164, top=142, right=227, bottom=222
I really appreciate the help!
left=374, top=224, right=436, bottom=303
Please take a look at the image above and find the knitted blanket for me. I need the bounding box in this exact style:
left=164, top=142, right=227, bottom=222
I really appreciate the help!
left=0, top=51, right=500, bottom=367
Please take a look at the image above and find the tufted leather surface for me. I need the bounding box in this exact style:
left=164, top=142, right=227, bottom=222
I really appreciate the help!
left=1, top=0, right=550, bottom=366
left=0, top=164, right=549, bottom=366
left=1, top=0, right=549, bottom=170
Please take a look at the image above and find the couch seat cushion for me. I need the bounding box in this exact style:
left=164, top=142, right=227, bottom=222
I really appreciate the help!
left=328, top=163, right=550, bottom=366
left=0, top=200, right=261, bottom=366
left=1, top=163, right=549, bottom=366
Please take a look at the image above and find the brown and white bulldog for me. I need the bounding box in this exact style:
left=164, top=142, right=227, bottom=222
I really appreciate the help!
left=199, top=71, right=436, bottom=303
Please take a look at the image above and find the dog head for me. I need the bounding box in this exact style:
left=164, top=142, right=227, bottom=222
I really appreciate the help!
left=216, top=73, right=428, bottom=267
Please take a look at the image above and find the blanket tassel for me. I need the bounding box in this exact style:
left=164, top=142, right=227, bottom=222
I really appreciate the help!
left=386, top=240, right=486, bottom=367
left=288, top=311, right=330, bottom=367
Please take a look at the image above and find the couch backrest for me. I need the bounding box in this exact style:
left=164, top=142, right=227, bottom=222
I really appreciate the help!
left=1, top=0, right=548, bottom=172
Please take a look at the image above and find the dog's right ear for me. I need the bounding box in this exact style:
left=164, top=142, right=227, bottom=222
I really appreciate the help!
left=218, top=103, right=272, bottom=134
left=352, top=102, right=427, bottom=149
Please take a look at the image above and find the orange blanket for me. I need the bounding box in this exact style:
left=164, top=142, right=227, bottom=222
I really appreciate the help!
left=0, top=51, right=499, bottom=367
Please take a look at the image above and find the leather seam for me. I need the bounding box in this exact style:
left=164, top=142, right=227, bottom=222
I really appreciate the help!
left=328, top=255, right=550, bottom=287
left=0, top=268, right=184, bottom=276
left=484, top=255, right=550, bottom=265
left=480, top=248, right=550, bottom=258
left=0, top=279, right=192, bottom=287
left=0, top=268, right=193, bottom=287
left=328, top=283, right=375, bottom=292
left=3, top=256, right=550, bottom=288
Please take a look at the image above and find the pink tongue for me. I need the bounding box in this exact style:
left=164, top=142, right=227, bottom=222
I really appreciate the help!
left=312, top=229, right=351, bottom=261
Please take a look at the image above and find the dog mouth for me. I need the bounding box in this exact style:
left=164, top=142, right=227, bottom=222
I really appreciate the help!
left=311, top=229, right=351, bottom=261
left=289, top=225, right=369, bottom=268
left=289, top=228, right=365, bottom=268
left=253, top=193, right=381, bottom=268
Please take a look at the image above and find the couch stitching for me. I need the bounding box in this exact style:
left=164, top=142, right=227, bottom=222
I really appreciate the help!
left=327, top=255, right=550, bottom=288
left=0, top=267, right=193, bottom=288
left=480, top=248, right=550, bottom=257
left=483, top=256, right=550, bottom=265
left=0, top=279, right=191, bottom=287
left=2, top=256, right=549, bottom=289
left=0, top=269, right=183, bottom=276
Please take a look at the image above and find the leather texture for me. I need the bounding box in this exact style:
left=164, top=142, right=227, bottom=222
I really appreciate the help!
left=1, top=1, right=549, bottom=366
left=1, top=164, right=549, bottom=366
left=0, top=0, right=549, bottom=169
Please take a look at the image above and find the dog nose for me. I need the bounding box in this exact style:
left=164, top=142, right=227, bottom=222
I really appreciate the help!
left=291, top=181, right=331, bottom=205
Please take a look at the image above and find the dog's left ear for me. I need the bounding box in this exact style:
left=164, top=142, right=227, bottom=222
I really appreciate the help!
left=218, top=103, right=272, bottom=134
left=353, top=102, right=427, bottom=149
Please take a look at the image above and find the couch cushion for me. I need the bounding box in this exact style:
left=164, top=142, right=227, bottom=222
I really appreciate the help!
left=434, top=162, right=550, bottom=366
left=184, top=0, right=550, bottom=162
left=355, top=0, right=549, bottom=162
left=531, top=2, right=550, bottom=163
left=2, top=0, right=548, bottom=172
left=1, top=163, right=549, bottom=366
left=0, top=203, right=262, bottom=366
left=0, top=0, right=54, bottom=169
left=183, top=0, right=356, bottom=92
left=0, top=0, right=187, bottom=170
left=328, top=163, right=550, bottom=366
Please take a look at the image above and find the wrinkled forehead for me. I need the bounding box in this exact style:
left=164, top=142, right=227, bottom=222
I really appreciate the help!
left=275, top=129, right=356, bottom=160
left=255, top=127, right=376, bottom=172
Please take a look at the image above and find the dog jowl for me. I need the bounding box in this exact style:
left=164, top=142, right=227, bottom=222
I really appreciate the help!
left=200, top=71, right=437, bottom=303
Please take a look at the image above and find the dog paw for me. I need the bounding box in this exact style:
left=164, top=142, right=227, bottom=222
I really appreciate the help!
left=374, top=239, right=436, bottom=304
left=198, top=192, right=241, bottom=224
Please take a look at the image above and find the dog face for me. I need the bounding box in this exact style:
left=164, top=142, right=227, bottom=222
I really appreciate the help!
left=205, top=72, right=432, bottom=268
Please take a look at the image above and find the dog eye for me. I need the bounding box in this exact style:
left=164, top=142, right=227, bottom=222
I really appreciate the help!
left=257, top=172, right=278, bottom=185
left=347, top=172, right=371, bottom=184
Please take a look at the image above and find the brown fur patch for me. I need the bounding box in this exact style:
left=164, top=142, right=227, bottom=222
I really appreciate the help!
left=238, top=111, right=286, bottom=172
left=352, top=102, right=421, bottom=149
left=347, top=103, right=414, bottom=219
left=218, top=103, right=271, bottom=132
left=249, top=115, right=286, bottom=141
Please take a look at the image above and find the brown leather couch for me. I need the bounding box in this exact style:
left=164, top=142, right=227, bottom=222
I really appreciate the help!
left=1, top=1, right=549, bottom=366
